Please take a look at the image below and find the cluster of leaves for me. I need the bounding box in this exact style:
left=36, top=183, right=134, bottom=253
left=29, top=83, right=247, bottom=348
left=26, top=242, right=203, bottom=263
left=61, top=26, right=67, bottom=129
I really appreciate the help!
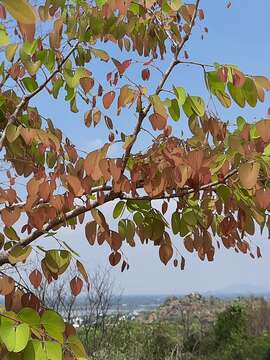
left=0, top=0, right=269, bottom=357
left=0, top=274, right=86, bottom=359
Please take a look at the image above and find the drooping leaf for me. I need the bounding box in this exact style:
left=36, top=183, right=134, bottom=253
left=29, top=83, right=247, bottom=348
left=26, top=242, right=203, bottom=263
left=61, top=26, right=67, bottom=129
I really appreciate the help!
left=2, top=0, right=37, bottom=24
left=239, top=162, right=260, bottom=189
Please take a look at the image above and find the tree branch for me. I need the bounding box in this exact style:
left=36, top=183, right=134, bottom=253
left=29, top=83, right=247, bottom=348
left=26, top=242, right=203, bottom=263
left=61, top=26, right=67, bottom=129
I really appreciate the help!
left=0, top=163, right=238, bottom=268
left=121, top=0, right=201, bottom=171
left=0, top=41, right=80, bottom=151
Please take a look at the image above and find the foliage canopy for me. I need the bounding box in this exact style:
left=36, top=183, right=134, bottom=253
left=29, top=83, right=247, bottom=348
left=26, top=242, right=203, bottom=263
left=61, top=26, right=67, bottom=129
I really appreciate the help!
left=0, top=0, right=269, bottom=358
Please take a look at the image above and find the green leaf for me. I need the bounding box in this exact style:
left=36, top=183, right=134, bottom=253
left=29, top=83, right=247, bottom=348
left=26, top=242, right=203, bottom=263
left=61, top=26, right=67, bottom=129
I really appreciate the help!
left=0, top=314, right=16, bottom=352
left=41, top=310, right=65, bottom=344
left=23, top=59, right=41, bottom=76
left=118, top=219, right=126, bottom=240
left=5, top=43, right=18, bottom=61
left=171, top=211, right=180, bottom=235
left=126, top=219, right=135, bottom=245
left=113, top=201, right=126, bottom=219
left=45, top=341, right=62, bottom=360
left=91, top=48, right=110, bottom=62
left=189, top=96, right=205, bottom=116
left=6, top=124, right=21, bottom=143
left=0, top=24, right=9, bottom=46
left=21, top=40, right=38, bottom=56
left=237, top=116, right=246, bottom=130
left=250, top=124, right=260, bottom=140
left=127, top=199, right=151, bottom=212
left=14, top=323, right=30, bottom=352
left=169, top=0, right=182, bottom=11
left=206, top=71, right=226, bottom=94
left=243, top=78, right=257, bottom=107
left=168, top=98, right=180, bottom=121
left=133, top=212, right=144, bottom=226
left=22, top=77, right=38, bottom=92
left=173, top=86, right=187, bottom=106
left=179, top=218, right=189, bottom=237
left=1, top=0, right=37, bottom=24
left=96, top=0, right=107, bottom=6
left=8, top=245, right=32, bottom=265
left=263, top=143, right=270, bottom=156
left=216, top=184, right=231, bottom=202
left=215, top=90, right=231, bottom=108
left=4, top=226, right=19, bottom=241
left=24, top=340, right=46, bottom=360
left=227, top=82, right=245, bottom=108
left=64, top=66, right=90, bottom=88
left=67, top=335, right=87, bottom=359
left=182, top=208, right=197, bottom=226
left=44, top=249, right=71, bottom=275
left=18, top=308, right=40, bottom=328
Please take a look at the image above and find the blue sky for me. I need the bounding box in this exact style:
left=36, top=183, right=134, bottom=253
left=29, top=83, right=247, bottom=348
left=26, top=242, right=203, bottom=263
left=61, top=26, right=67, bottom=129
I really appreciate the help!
left=33, top=0, right=270, bottom=295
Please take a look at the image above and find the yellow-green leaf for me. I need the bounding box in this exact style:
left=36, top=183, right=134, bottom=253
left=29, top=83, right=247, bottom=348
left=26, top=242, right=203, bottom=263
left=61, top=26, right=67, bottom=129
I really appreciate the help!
left=0, top=24, right=9, bottom=46
left=1, top=0, right=37, bottom=24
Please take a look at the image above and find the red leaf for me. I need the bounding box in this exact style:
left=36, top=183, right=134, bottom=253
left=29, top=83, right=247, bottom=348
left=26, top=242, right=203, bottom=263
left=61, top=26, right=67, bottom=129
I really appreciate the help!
left=103, top=91, right=116, bottom=109
left=149, top=113, right=167, bottom=131
left=141, top=68, right=150, bottom=81
left=0, top=4, right=6, bottom=19
left=29, top=269, right=42, bottom=289
left=0, top=276, right=15, bottom=296
left=70, top=277, right=83, bottom=296
left=109, top=251, right=121, bottom=266
left=112, top=58, right=131, bottom=75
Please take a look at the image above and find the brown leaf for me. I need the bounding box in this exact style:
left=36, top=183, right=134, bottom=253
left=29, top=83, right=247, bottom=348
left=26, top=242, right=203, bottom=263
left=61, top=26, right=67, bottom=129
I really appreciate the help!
left=257, top=246, right=262, bottom=258
left=256, top=188, right=270, bottom=209
left=256, top=119, right=270, bottom=142
left=112, top=58, right=131, bottom=75
left=149, top=113, right=167, bottom=131
left=84, top=110, right=92, bottom=128
left=85, top=221, right=97, bottom=245
left=159, top=244, right=173, bottom=265
left=162, top=201, right=168, bottom=215
left=253, top=76, right=270, bottom=91
left=80, top=77, right=94, bottom=94
left=121, top=260, right=127, bottom=272
left=109, top=251, right=121, bottom=266
left=1, top=207, right=21, bottom=227
left=184, top=236, right=194, bottom=253
left=84, top=144, right=109, bottom=181
left=0, top=276, right=15, bottom=296
left=92, top=108, right=101, bottom=127
left=64, top=175, right=84, bottom=196
left=29, top=269, right=42, bottom=289
left=180, top=256, right=185, bottom=270
left=76, top=260, right=89, bottom=283
left=18, top=22, right=35, bottom=42
left=103, top=91, right=116, bottom=109
left=70, top=276, right=83, bottom=296
left=239, top=162, right=260, bottom=189
left=141, top=68, right=150, bottom=81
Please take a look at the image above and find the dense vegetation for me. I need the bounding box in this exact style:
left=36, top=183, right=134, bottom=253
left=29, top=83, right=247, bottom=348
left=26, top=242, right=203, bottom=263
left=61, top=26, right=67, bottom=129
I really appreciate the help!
left=79, top=299, right=270, bottom=360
